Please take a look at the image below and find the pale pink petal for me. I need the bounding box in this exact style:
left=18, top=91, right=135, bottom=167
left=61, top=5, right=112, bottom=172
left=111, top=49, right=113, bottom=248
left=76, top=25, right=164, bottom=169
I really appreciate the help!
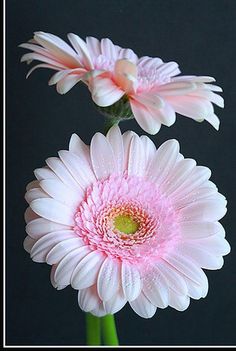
left=69, top=133, right=90, bottom=159
left=137, top=56, right=163, bottom=70
left=21, top=53, right=67, bottom=69
left=157, top=81, right=196, bottom=96
left=30, top=230, right=77, bottom=262
left=118, top=48, right=138, bottom=63
left=26, top=180, right=40, bottom=191
left=187, top=235, right=231, bottom=256
left=40, top=179, right=82, bottom=208
left=166, top=95, right=214, bottom=122
left=147, top=139, right=179, bottom=184
left=23, top=236, right=36, bottom=253
left=155, top=260, right=188, bottom=295
left=106, top=125, right=125, bottom=173
left=128, top=135, right=146, bottom=177
left=24, top=207, right=39, bottom=223
left=179, top=198, right=227, bottom=222
left=90, top=303, right=107, bottom=317
left=25, top=188, right=48, bottom=204
left=67, top=33, right=93, bottom=69
left=97, top=257, right=121, bottom=301
left=71, top=250, right=105, bottom=289
left=133, top=93, right=164, bottom=110
left=54, top=246, right=91, bottom=286
left=129, top=292, right=157, bottom=318
left=56, top=73, right=84, bottom=94
left=34, top=167, right=58, bottom=181
left=156, top=61, right=180, bottom=77
left=26, top=218, right=70, bottom=239
left=26, top=64, right=61, bottom=79
left=168, top=290, right=190, bottom=311
left=86, top=36, right=101, bottom=58
left=152, top=102, right=176, bottom=127
left=204, top=113, right=220, bottom=130
left=122, top=130, right=137, bottom=170
left=179, top=221, right=223, bottom=239
left=121, top=262, right=142, bottom=301
left=140, top=135, right=156, bottom=168
left=90, top=132, right=116, bottom=179
left=130, top=100, right=161, bottom=135
left=101, top=38, right=118, bottom=61
left=172, top=76, right=215, bottom=83
left=163, top=253, right=208, bottom=295
left=114, top=59, right=137, bottom=93
left=50, top=264, right=67, bottom=290
left=142, top=269, right=169, bottom=308
left=104, top=289, right=127, bottom=314
left=90, top=76, right=124, bottom=107
left=30, top=198, right=75, bottom=226
left=162, top=158, right=196, bottom=195
left=46, top=157, right=80, bottom=189
left=46, top=237, right=85, bottom=265
left=58, top=150, right=96, bottom=190
left=34, top=31, right=81, bottom=67
left=78, top=285, right=100, bottom=312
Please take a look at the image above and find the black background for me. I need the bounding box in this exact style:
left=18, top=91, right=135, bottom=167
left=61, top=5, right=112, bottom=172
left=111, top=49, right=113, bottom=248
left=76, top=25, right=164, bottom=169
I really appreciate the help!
left=6, top=0, right=236, bottom=346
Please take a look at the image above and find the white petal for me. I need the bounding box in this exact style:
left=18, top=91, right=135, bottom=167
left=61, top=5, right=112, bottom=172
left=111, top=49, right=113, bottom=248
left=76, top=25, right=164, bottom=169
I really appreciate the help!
left=90, top=76, right=124, bottom=107
left=101, top=38, right=118, bottom=61
left=54, top=246, right=91, bottom=286
left=40, top=179, right=82, bottom=208
left=30, top=198, right=75, bottom=225
left=142, top=266, right=169, bottom=308
left=130, top=100, right=161, bottom=135
left=26, top=218, right=69, bottom=239
left=90, top=132, right=116, bottom=179
left=46, top=237, right=85, bottom=265
left=121, top=262, right=142, bottom=301
left=168, top=290, right=190, bottom=311
left=30, top=230, right=76, bottom=262
left=78, top=285, right=100, bottom=312
left=56, top=74, right=83, bottom=94
left=140, top=135, right=156, bottom=169
left=23, top=236, right=36, bottom=253
left=103, top=289, right=127, bottom=314
left=34, top=167, right=58, bottom=180
left=24, top=207, right=39, bottom=223
left=50, top=264, right=67, bottom=290
left=69, top=133, right=90, bottom=159
left=67, top=33, right=93, bottom=69
left=58, top=150, right=96, bottom=190
left=25, top=188, right=48, bottom=204
left=180, top=221, right=223, bottom=239
left=162, top=158, right=196, bottom=195
left=163, top=253, right=208, bottom=295
left=71, top=251, right=105, bottom=289
left=155, top=260, right=188, bottom=295
left=128, top=135, right=146, bottom=176
left=106, top=125, right=124, bottom=173
left=97, top=257, right=121, bottom=301
left=147, top=139, right=179, bottom=185
left=86, top=36, right=101, bottom=58
left=179, top=198, right=227, bottom=222
left=129, top=292, right=157, bottom=318
left=157, top=81, right=196, bottom=96
left=46, top=157, right=80, bottom=190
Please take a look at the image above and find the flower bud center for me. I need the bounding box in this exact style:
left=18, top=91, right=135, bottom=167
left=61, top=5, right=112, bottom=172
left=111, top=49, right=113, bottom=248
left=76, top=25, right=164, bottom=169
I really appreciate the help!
left=113, top=214, right=139, bottom=234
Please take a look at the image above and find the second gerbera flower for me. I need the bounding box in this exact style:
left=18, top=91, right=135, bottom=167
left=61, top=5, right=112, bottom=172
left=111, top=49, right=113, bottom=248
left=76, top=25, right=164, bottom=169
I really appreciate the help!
left=24, top=126, right=230, bottom=318
left=20, top=32, right=224, bottom=134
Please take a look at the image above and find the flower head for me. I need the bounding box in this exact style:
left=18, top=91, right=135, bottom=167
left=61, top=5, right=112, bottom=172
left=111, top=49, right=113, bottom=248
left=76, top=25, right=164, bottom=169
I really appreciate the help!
left=24, top=126, right=230, bottom=318
left=20, top=32, right=224, bottom=134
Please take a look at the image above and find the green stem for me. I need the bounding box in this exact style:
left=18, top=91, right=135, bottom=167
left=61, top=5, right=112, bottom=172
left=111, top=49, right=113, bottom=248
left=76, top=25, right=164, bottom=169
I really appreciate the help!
left=104, top=117, right=120, bottom=134
left=85, top=313, right=101, bottom=346
left=101, top=314, right=119, bottom=346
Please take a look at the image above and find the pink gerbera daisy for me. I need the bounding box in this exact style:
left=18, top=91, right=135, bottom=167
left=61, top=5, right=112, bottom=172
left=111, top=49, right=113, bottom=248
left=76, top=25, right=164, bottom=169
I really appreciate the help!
left=20, top=32, right=224, bottom=134
left=24, top=126, right=230, bottom=318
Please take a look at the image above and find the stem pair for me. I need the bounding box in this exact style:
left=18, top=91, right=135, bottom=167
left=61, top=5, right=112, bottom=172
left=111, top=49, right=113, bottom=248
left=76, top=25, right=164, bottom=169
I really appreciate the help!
left=86, top=313, right=119, bottom=346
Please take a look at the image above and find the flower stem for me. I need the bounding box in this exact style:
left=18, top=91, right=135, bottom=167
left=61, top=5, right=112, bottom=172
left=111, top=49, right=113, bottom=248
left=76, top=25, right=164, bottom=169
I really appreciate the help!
left=85, top=313, right=101, bottom=346
left=101, top=314, right=119, bottom=346
left=104, top=117, right=120, bottom=134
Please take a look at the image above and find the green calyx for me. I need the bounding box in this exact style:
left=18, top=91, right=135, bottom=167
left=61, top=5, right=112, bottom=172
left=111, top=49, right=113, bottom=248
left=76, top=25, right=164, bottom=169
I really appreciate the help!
left=95, top=95, right=134, bottom=121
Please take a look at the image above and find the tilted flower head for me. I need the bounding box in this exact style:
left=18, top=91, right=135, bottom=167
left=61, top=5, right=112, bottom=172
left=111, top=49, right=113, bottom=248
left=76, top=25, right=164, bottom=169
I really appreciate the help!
left=20, top=32, right=224, bottom=134
left=24, top=126, right=230, bottom=318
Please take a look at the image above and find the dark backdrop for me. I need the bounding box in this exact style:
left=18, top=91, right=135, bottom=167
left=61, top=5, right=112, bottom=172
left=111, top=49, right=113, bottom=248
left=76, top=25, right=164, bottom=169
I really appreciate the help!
left=6, top=0, right=236, bottom=346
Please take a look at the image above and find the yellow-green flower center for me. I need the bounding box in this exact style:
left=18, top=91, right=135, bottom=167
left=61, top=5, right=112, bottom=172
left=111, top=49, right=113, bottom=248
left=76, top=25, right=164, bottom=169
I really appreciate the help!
left=113, top=214, right=139, bottom=234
